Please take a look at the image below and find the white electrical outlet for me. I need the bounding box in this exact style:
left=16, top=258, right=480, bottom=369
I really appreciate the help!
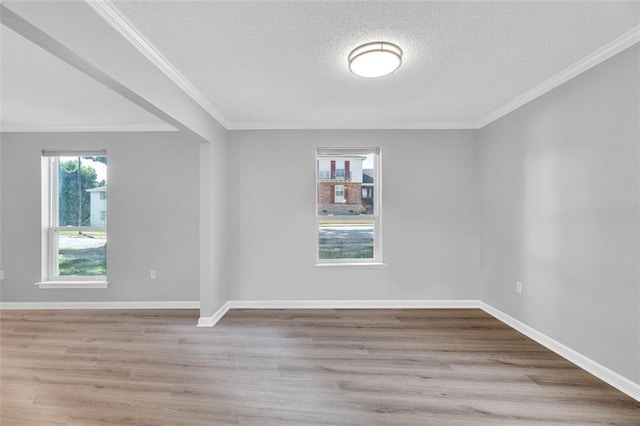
left=150, top=270, right=157, bottom=280
left=0, top=271, right=4, bottom=280
left=516, top=281, right=522, bottom=294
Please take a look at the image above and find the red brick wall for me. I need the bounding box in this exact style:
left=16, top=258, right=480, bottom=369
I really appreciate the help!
left=318, top=183, right=362, bottom=204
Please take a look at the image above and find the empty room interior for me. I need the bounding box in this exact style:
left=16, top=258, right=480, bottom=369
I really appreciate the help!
left=1, top=1, right=639, bottom=425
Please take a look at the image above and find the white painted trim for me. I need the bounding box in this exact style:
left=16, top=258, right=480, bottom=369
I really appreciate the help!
left=314, top=262, right=387, bottom=268
left=87, top=3, right=640, bottom=132
left=476, top=25, right=640, bottom=128
left=87, top=0, right=230, bottom=129
left=197, top=298, right=639, bottom=401
left=0, top=124, right=176, bottom=133
left=2, top=295, right=637, bottom=401
left=481, top=302, right=640, bottom=402
left=0, top=301, right=199, bottom=310
left=197, top=301, right=231, bottom=327
left=195, top=300, right=479, bottom=327
left=226, top=299, right=481, bottom=309
left=227, top=121, right=479, bottom=130
left=36, top=281, right=109, bottom=289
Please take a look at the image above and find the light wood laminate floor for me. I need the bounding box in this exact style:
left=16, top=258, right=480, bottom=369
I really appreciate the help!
left=1, top=309, right=638, bottom=425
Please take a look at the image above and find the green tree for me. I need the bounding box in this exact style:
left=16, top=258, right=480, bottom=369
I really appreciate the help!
left=84, top=156, right=107, bottom=165
left=59, top=158, right=99, bottom=226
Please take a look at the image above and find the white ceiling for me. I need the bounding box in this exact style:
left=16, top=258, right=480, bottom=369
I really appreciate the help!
left=112, top=0, right=640, bottom=129
left=1, top=1, right=639, bottom=132
left=0, top=24, right=174, bottom=132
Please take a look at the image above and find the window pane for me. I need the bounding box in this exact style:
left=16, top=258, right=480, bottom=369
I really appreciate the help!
left=317, top=153, right=374, bottom=216
left=57, top=230, right=107, bottom=276
left=318, top=217, right=374, bottom=260
left=58, top=156, right=107, bottom=227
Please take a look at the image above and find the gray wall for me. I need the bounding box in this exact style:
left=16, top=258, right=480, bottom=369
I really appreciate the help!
left=0, top=131, right=201, bottom=303
left=1, top=39, right=637, bottom=390
left=0, top=135, right=3, bottom=283
left=227, top=130, right=480, bottom=301
left=199, top=124, right=230, bottom=317
left=479, top=45, right=640, bottom=382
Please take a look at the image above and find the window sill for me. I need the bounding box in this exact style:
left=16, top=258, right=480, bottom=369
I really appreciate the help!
left=35, top=281, right=109, bottom=289
left=315, top=262, right=387, bottom=268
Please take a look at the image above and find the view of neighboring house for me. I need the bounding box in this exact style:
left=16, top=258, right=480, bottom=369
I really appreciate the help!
left=362, top=168, right=374, bottom=210
left=86, top=186, right=107, bottom=227
left=317, top=155, right=369, bottom=215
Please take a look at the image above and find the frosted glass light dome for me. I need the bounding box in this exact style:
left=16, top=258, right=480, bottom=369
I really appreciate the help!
left=348, top=41, right=402, bottom=78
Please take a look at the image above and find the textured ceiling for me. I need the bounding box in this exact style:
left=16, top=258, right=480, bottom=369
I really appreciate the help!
left=0, top=24, right=174, bottom=132
left=113, top=0, right=640, bottom=128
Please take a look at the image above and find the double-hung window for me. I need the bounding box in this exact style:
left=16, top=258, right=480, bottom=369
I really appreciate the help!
left=39, top=150, right=108, bottom=287
left=316, top=148, right=381, bottom=264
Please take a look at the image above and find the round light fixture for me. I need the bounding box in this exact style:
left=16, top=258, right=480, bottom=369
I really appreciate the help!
left=348, top=41, right=403, bottom=78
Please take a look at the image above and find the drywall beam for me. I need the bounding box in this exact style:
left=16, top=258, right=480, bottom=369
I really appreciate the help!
left=0, top=1, right=226, bottom=142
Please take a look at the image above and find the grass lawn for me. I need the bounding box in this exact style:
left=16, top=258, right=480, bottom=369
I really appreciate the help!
left=318, top=217, right=374, bottom=259
left=319, top=246, right=373, bottom=259
left=58, top=231, right=107, bottom=276
left=59, top=245, right=106, bottom=276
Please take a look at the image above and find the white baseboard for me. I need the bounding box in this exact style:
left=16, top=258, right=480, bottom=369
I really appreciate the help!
left=481, top=302, right=640, bottom=402
left=196, top=299, right=479, bottom=327
left=197, top=301, right=231, bottom=327
left=3, top=296, right=636, bottom=402
left=0, top=301, right=199, bottom=310
left=226, top=299, right=481, bottom=309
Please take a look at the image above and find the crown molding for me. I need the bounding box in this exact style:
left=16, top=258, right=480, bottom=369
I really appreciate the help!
left=86, top=0, right=230, bottom=129
left=0, top=123, right=177, bottom=133
left=87, top=1, right=639, bottom=132
left=476, top=24, right=640, bottom=129
left=227, top=121, right=480, bottom=131
left=228, top=25, right=639, bottom=130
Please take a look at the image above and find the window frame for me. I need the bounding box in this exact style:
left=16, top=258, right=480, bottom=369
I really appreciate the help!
left=315, top=147, right=382, bottom=265
left=39, top=151, right=108, bottom=286
left=334, top=184, right=345, bottom=203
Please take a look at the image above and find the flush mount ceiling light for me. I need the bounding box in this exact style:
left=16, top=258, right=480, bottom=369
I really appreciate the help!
left=348, top=41, right=403, bottom=78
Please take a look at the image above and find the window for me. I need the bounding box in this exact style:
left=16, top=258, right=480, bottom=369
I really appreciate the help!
left=334, top=185, right=345, bottom=203
left=316, top=148, right=381, bottom=264
left=335, top=161, right=345, bottom=179
left=40, top=150, right=108, bottom=285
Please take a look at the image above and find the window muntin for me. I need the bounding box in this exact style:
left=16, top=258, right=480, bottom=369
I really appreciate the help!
left=43, top=152, right=107, bottom=281
left=316, top=148, right=381, bottom=263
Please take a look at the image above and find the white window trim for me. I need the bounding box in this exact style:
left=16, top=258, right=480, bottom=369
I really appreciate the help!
left=39, top=155, right=108, bottom=287
left=314, top=262, right=387, bottom=268
left=315, top=148, right=383, bottom=266
left=35, top=281, right=109, bottom=289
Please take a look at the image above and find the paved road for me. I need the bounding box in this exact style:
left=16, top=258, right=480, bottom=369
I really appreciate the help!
left=319, top=226, right=373, bottom=247
left=59, top=237, right=106, bottom=250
